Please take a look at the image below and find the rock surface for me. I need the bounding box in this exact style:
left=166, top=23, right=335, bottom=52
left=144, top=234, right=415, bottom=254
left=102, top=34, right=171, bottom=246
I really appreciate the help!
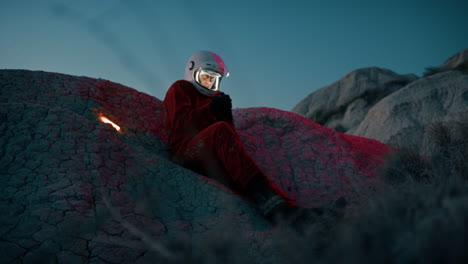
left=292, top=49, right=468, bottom=152
left=291, top=67, right=418, bottom=133
left=350, top=71, right=468, bottom=153
left=0, top=70, right=391, bottom=263
left=441, top=48, right=468, bottom=71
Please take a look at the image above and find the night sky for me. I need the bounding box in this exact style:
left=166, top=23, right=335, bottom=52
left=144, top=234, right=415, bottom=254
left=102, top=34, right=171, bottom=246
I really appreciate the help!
left=1, top=0, right=467, bottom=111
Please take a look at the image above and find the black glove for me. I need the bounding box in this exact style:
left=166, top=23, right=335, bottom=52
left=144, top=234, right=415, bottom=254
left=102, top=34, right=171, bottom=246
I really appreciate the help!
left=210, top=93, right=233, bottom=120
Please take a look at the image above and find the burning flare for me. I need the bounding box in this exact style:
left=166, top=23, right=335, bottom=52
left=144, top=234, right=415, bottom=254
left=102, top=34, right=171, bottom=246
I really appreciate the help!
left=98, top=114, right=122, bottom=133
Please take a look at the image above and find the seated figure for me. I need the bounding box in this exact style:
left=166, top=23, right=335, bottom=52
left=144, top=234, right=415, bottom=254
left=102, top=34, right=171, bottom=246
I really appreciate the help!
left=163, top=51, right=336, bottom=225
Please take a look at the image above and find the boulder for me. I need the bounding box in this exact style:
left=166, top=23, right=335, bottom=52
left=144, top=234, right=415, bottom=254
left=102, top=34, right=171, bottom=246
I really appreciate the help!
left=291, top=67, right=418, bottom=133
left=442, top=48, right=468, bottom=71
left=293, top=49, right=468, bottom=153
left=423, top=49, right=468, bottom=77
left=350, top=71, right=468, bottom=153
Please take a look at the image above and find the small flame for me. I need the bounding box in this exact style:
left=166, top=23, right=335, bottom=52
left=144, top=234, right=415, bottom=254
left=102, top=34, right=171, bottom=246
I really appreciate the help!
left=98, top=115, right=121, bottom=132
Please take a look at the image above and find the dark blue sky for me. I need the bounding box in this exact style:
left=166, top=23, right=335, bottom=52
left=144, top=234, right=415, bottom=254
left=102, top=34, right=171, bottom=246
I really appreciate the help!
left=1, top=0, right=467, bottom=110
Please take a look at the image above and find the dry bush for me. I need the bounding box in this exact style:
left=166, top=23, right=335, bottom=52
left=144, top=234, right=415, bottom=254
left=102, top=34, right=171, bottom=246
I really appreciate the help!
left=318, top=118, right=468, bottom=264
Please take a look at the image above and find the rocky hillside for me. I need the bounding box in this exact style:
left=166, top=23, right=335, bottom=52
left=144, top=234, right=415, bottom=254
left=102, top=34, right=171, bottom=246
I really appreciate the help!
left=292, top=49, right=468, bottom=153
left=0, top=70, right=390, bottom=263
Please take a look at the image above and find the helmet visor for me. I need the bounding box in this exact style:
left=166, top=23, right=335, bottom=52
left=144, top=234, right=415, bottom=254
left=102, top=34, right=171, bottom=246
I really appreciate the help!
left=195, top=68, right=222, bottom=91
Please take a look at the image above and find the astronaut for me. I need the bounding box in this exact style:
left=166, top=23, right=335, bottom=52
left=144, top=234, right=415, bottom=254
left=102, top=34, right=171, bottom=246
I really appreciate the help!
left=163, top=50, right=302, bottom=223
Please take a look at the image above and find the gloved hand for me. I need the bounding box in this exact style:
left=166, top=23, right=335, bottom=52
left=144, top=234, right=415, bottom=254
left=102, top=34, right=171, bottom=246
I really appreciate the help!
left=210, top=93, right=233, bottom=120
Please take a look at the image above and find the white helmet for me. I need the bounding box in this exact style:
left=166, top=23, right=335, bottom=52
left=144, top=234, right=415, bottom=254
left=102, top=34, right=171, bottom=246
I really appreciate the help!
left=184, top=51, right=229, bottom=94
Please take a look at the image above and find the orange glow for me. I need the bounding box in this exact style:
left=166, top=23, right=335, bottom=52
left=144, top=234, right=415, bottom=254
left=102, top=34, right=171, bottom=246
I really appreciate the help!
left=98, top=115, right=121, bottom=132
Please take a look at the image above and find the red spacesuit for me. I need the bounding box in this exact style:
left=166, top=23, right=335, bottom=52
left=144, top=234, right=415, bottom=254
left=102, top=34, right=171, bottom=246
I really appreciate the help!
left=164, top=80, right=296, bottom=203
left=163, top=51, right=297, bottom=220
